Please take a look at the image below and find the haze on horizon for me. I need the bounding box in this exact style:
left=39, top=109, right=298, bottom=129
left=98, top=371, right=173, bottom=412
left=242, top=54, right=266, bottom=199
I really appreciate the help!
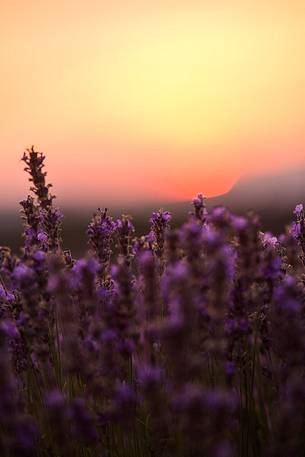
left=1, top=0, right=305, bottom=208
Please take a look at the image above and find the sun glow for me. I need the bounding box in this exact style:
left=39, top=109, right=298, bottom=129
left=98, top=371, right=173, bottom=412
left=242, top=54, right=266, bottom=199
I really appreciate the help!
left=1, top=1, right=305, bottom=205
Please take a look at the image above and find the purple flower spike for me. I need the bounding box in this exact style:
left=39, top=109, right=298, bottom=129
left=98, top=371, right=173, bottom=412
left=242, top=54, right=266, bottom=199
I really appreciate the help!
left=290, top=221, right=301, bottom=239
left=191, top=193, right=208, bottom=223
left=149, top=209, right=171, bottom=262
left=293, top=203, right=303, bottom=216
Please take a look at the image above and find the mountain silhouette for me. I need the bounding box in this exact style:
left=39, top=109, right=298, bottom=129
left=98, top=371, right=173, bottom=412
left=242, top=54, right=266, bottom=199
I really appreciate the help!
left=209, top=166, right=305, bottom=211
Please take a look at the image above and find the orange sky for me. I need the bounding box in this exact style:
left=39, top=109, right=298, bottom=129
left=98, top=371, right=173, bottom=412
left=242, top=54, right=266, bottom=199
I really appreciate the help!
left=1, top=0, right=305, bottom=207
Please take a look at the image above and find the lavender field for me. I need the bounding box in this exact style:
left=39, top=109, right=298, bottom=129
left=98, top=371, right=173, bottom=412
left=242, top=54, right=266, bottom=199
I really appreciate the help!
left=0, top=148, right=304, bottom=457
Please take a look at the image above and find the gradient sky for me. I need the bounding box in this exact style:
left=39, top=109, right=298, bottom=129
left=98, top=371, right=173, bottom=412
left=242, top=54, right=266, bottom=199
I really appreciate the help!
left=1, top=0, right=305, bottom=207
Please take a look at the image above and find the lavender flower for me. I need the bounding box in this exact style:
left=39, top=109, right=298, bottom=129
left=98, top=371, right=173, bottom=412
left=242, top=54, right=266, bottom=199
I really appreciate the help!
left=22, top=146, right=54, bottom=209
left=87, top=208, right=117, bottom=284
left=116, top=214, right=135, bottom=266
left=190, top=193, right=208, bottom=224
left=22, top=147, right=63, bottom=251
left=290, top=202, right=305, bottom=264
left=149, top=209, right=171, bottom=265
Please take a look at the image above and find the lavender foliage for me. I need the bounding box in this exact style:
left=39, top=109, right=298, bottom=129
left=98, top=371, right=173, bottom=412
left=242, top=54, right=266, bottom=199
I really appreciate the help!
left=0, top=148, right=304, bottom=456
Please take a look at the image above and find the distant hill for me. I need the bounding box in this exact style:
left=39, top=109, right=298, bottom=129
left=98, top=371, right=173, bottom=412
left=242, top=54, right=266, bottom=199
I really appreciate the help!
left=206, top=166, right=305, bottom=233
left=209, top=166, right=305, bottom=211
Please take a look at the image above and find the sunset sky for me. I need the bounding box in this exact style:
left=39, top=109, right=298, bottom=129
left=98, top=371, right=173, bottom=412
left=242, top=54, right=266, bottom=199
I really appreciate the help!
left=1, top=0, right=305, bottom=207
